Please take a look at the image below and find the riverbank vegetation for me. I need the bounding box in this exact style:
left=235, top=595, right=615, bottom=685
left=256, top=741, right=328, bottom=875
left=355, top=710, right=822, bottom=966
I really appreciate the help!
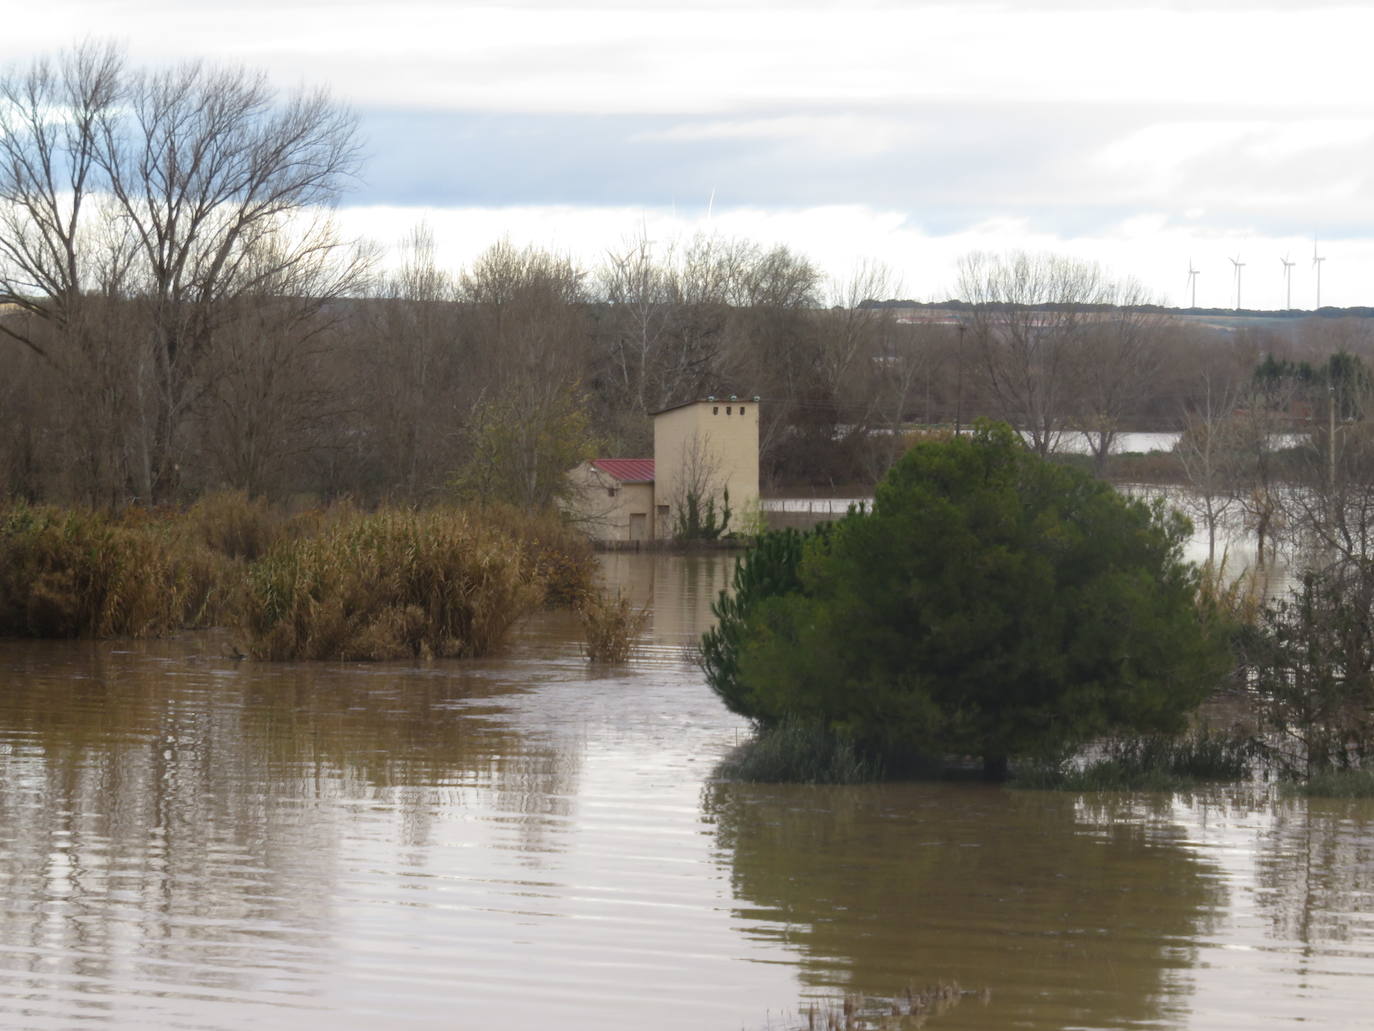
left=716, top=717, right=884, bottom=785
left=0, top=503, right=235, bottom=637
left=0, top=496, right=595, bottom=660
left=240, top=508, right=541, bottom=661
left=1011, top=729, right=1262, bottom=792
left=576, top=589, right=648, bottom=664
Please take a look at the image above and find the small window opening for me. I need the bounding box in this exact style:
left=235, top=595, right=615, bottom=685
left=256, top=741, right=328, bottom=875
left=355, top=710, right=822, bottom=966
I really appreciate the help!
left=607, top=486, right=618, bottom=497
left=712, top=406, right=718, bottom=415
left=740, top=405, right=747, bottom=415
left=726, top=406, right=732, bottom=415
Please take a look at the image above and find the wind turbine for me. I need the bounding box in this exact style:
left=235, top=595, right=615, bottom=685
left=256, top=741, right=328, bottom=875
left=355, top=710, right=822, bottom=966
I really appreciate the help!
left=1314, top=237, right=1326, bottom=310
left=1230, top=254, right=1246, bottom=311
left=1186, top=259, right=1200, bottom=309
left=1281, top=254, right=1295, bottom=310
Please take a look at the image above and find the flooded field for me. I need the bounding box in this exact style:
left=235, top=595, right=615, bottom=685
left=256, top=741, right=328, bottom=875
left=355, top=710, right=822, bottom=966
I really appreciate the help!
left=2, top=553, right=1373, bottom=1029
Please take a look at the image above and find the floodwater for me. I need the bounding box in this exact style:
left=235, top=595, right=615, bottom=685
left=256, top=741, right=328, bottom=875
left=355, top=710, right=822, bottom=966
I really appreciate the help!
left=2, top=554, right=1373, bottom=1030
left=767, top=485, right=1285, bottom=586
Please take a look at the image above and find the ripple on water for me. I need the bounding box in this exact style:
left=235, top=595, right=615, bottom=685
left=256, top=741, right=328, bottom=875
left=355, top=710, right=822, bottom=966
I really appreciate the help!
left=2, top=555, right=1374, bottom=1029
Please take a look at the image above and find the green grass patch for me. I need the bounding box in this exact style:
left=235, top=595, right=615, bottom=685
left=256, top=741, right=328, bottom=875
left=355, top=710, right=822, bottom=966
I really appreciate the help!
left=716, top=718, right=883, bottom=785
left=1012, top=728, right=1261, bottom=791
left=1289, top=769, right=1374, bottom=798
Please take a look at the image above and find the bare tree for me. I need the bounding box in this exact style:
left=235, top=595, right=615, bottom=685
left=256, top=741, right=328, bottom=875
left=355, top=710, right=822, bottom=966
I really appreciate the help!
left=668, top=431, right=733, bottom=540
left=598, top=227, right=674, bottom=422
left=1176, top=375, right=1246, bottom=567
left=1235, top=382, right=1300, bottom=569
left=0, top=44, right=123, bottom=351
left=450, top=240, right=597, bottom=509
left=350, top=223, right=466, bottom=499
left=0, top=41, right=364, bottom=502
left=197, top=237, right=371, bottom=496
left=957, top=251, right=1108, bottom=456
left=1074, top=282, right=1166, bottom=474
left=1271, top=353, right=1374, bottom=570
left=594, top=230, right=755, bottom=433
left=724, top=244, right=823, bottom=482
left=810, top=262, right=914, bottom=482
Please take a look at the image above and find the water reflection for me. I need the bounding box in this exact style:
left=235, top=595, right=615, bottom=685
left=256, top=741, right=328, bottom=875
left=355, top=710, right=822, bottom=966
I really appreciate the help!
left=1255, top=795, right=1374, bottom=950
left=596, top=551, right=734, bottom=650
left=8, top=554, right=1374, bottom=1029
left=0, top=634, right=582, bottom=1028
left=706, top=781, right=1227, bottom=1030
left=1159, top=789, right=1374, bottom=1028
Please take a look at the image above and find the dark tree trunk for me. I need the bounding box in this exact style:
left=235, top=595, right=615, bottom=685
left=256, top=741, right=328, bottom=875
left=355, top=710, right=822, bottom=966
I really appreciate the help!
left=982, top=753, right=1009, bottom=781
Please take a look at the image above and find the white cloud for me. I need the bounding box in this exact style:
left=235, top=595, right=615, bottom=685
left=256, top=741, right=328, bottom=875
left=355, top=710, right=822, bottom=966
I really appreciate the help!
left=1095, top=122, right=1261, bottom=192
left=335, top=200, right=1373, bottom=311
left=14, top=4, right=1374, bottom=115
left=635, top=114, right=915, bottom=159
left=12, top=2, right=1374, bottom=307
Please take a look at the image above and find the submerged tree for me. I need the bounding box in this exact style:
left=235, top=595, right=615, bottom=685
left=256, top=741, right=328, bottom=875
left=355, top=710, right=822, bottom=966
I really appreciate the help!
left=1244, top=564, right=1374, bottom=778
left=1176, top=376, right=1246, bottom=567
left=704, top=423, right=1229, bottom=778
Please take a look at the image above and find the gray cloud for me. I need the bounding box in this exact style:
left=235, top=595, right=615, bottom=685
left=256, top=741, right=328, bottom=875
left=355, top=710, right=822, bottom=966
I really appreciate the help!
left=357, top=102, right=1110, bottom=206
left=360, top=99, right=1372, bottom=238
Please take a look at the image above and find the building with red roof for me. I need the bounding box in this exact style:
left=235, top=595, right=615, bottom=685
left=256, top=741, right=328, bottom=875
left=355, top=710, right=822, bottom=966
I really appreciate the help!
left=565, top=397, right=759, bottom=541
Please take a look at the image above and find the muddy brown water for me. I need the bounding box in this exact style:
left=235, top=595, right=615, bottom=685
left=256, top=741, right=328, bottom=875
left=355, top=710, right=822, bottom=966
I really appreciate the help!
left=1, top=553, right=1372, bottom=1030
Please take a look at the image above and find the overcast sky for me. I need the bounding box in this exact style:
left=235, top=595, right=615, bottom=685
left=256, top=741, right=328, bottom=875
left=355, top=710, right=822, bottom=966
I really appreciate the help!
left=11, top=1, right=1374, bottom=307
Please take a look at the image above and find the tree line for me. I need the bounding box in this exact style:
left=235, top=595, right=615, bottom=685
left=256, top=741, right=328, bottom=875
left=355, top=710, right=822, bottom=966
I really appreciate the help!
left=3, top=43, right=1373, bottom=510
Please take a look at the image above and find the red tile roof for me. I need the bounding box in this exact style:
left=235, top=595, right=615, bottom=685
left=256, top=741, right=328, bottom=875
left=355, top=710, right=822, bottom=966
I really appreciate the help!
left=591, top=458, right=654, bottom=483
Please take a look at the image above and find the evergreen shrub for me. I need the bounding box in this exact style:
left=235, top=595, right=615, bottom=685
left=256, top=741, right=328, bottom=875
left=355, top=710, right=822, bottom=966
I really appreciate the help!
left=703, top=422, right=1230, bottom=779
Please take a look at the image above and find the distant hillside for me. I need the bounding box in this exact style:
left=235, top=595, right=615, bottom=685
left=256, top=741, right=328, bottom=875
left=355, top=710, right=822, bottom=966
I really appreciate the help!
left=859, top=298, right=1374, bottom=320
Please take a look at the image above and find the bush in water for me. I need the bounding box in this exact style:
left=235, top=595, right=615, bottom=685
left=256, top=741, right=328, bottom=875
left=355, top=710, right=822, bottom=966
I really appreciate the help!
left=703, top=422, right=1231, bottom=780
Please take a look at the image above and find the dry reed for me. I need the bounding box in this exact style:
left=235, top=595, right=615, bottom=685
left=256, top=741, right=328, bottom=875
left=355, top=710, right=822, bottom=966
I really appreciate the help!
left=0, top=503, right=231, bottom=637
left=488, top=503, right=596, bottom=607
left=577, top=589, right=648, bottom=663
left=765, top=981, right=982, bottom=1031
left=0, top=498, right=592, bottom=649
left=1196, top=554, right=1267, bottom=628
left=185, top=489, right=287, bottom=561
left=241, top=506, right=541, bottom=661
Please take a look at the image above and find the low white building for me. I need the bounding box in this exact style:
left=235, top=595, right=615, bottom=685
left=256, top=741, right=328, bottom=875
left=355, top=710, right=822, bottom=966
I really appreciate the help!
left=565, top=397, right=760, bottom=541
left=565, top=458, right=656, bottom=541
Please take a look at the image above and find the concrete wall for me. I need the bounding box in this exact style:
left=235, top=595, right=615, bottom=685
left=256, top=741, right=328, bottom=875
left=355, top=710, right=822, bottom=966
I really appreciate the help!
left=653, top=399, right=759, bottom=538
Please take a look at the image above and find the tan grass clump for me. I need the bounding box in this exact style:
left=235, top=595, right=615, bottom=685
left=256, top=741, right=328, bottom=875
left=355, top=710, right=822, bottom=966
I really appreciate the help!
left=577, top=589, right=648, bottom=664
left=774, top=981, right=982, bottom=1031
left=488, top=503, right=596, bottom=607
left=185, top=490, right=287, bottom=561
left=1197, top=554, right=1267, bottom=628
left=0, top=504, right=223, bottom=637
left=241, top=506, right=540, bottom=661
